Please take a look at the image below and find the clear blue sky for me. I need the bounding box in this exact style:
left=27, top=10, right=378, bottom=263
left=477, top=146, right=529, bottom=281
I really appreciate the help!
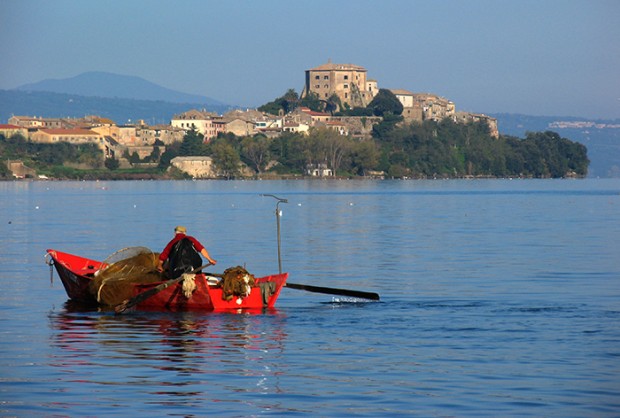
left=1, top=0, right=619, bottom=119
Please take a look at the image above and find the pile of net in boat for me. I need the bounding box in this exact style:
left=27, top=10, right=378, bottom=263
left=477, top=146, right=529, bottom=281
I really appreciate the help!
left=220, top=266, right=256, bottom=301
left=88, top=247, right=259, bottom=306
left=88, top=247, right=164, bottom=307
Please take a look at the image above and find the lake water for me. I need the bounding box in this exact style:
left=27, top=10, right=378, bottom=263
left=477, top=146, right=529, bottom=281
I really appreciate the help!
left=1, top=179, right=619, bottom=417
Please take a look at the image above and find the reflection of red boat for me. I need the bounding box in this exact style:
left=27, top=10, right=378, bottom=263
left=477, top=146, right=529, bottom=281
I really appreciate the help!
left=46, top=249, right=288, bottom=311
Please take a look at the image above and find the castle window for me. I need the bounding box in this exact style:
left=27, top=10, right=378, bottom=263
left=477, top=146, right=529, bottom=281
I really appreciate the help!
left=324, top=75, right=329, bottom=80
left=344, top=75, right=348, bottom=80
left=315, top=75, right=320, bottom=80
left=344, top=84, right=349, bottom=89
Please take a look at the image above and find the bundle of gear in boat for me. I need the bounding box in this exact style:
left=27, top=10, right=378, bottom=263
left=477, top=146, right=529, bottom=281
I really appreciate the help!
left=89, top=240, right=262, bottom=307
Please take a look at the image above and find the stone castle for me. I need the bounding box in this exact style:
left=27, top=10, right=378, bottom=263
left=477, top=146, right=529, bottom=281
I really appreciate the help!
left=301, top=61, right=497, bottom=137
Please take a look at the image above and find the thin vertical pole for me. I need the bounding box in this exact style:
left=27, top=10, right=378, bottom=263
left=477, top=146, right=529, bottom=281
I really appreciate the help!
left=276, top=200, right=283, bottom=274
left=261, top=194, right=288, bottom=274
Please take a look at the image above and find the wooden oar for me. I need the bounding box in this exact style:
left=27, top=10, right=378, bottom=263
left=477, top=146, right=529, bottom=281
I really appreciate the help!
left=285, top=282, right=380, bottom=301
left=114, top=263, right=212, bottom=314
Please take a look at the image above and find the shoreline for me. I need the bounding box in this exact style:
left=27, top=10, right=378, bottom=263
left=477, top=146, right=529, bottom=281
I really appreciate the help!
left=1, top=174, right=592, bottom=182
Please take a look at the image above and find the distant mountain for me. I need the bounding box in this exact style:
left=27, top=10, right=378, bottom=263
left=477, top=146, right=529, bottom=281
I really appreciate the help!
left=0, top=89, right=233, bottom=125
left=15, top=71, right=226, bottom=106
left=490, top=113, right=620, bottom=137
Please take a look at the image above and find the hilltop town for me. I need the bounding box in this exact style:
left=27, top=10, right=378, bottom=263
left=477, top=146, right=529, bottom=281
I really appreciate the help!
left=2, top=62, right=587, bottom=180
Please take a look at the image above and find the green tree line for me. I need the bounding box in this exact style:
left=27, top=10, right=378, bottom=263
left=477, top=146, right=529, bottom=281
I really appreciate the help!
left=0, top=134, right=104, bottom=178
left=375, top=119, right=588, bottom=178
left=157, top=121, right=587, bottom=179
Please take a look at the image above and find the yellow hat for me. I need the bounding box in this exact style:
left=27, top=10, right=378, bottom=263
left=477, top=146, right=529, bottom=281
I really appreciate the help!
left=174, top=226, right=187, bottom=233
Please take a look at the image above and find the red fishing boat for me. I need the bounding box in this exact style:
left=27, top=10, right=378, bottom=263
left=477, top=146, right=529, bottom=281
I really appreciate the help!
left=45, top=249, right=288, bottom=311
left=46, top=197, right=379, bottom=312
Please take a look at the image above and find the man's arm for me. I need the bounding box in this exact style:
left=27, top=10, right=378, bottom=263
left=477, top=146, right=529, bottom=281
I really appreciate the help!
left=200, top=248, right=216, bottom=265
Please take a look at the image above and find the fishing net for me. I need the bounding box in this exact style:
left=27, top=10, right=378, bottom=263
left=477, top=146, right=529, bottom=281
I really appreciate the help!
left=88, top=248, right=259, bottom=307
left=102, top=246, right=153, bottom=265
left=220, top=266, right=256, bottom=301
left=89, top=247, right=164, bottom=306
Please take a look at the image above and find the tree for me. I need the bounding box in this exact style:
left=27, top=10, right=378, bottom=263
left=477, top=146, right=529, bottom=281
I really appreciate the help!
left=352, top=140, right=380, bottom=176
left=372, top=112, right=403, bottom=139
left=307, top=128, right=353, bottom=176
left=299, top=91, right=323, bottom=112
left=129, top=151, right=141, bottom=165
left=258, top=89, right=300, bottom=115
left=368, top=89, right=403, bottom=117
left=0, top=160, right=10, bottom=178
left=325, top=93, right=341, bottom=114
left=211, top=142, right=241, bottom=179
left=159, top=141, right=181, bottom=169
left=521, top=131, right=589, bottom=177
left=337, top=107, right=373, bottom=117
left=241, top=136, right=271, bottom=175
left=105, top=157, right=120, bottom=170
left=388, top=164, right=409, bottom=179
left=76, top=143, right=103, bottom=168
left=179, top=128, right=206, bottom=156
left=268, top=132, right=306, bottom=173
left=324, top=130, right=352, bottom=176
left=149, top=146, right=161, bottom=162
left=282, top=89, right=299, bottom=113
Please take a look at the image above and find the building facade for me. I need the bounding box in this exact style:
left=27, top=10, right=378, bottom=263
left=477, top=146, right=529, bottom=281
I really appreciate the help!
left=8, top=116, right=65, bottom=129
left=391, top=91, right=456, bottom=122
left=170, top=109, right=223, bottom=141
left=30, top=128, right=103, bottom=145
left=413, top=93, right=455, bottom=121
left=452, top=112, right=499, bottom=138
left=0, top=124, right=28, bottom=138
left=170, top=156, right=216, bottom=178
left=302, top=61, right=378, bottom=109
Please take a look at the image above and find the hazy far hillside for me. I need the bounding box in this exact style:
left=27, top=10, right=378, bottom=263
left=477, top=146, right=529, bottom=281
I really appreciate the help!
left=15, top=71, right=226, bottom=106
left=0, top=89, right=232, bottom=125
left=491, top=113, right=620, bottom=178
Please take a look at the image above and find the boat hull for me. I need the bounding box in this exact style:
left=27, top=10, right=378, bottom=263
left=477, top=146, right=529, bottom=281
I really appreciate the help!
left=46, top=249, right=288, bottom=311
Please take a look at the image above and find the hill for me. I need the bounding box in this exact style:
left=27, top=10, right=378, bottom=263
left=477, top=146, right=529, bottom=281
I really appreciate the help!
left=15, top=71, right=226, bottom=106
left=0, top=89, right=232, bottom=125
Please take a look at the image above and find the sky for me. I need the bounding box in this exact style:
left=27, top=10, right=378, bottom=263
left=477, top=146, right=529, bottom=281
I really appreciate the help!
left=1, top=0, right=619, bottom=119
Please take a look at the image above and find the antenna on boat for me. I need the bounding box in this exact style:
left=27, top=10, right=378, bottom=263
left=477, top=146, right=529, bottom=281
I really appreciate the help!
left=261, top=194, right=288, bottom=274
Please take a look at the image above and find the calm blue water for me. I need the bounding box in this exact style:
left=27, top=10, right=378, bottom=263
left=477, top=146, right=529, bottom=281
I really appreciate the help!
left=1, top=179, right=619, bottom=417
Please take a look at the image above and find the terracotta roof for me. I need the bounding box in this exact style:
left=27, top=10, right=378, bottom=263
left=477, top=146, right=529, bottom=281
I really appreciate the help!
left=40, top=128, right=99, bottom=135
left=390, top=89, right=415, bottom=96
left=171, top=156, right=213, bottom=162
left=298, top=107, right=330, bottom=117
left=0, top=124, right=22, bottom=129
left=9, top=116, right=40, bottom=121
left=172, top=109, right=218, bottom=119
left=147, top=124, right=182, bottom=130
left=91, top=117, right=115, bottom=125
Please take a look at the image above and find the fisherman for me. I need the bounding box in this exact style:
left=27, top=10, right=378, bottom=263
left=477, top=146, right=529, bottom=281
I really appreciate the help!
left=156, top=226, right=217, bottom=279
